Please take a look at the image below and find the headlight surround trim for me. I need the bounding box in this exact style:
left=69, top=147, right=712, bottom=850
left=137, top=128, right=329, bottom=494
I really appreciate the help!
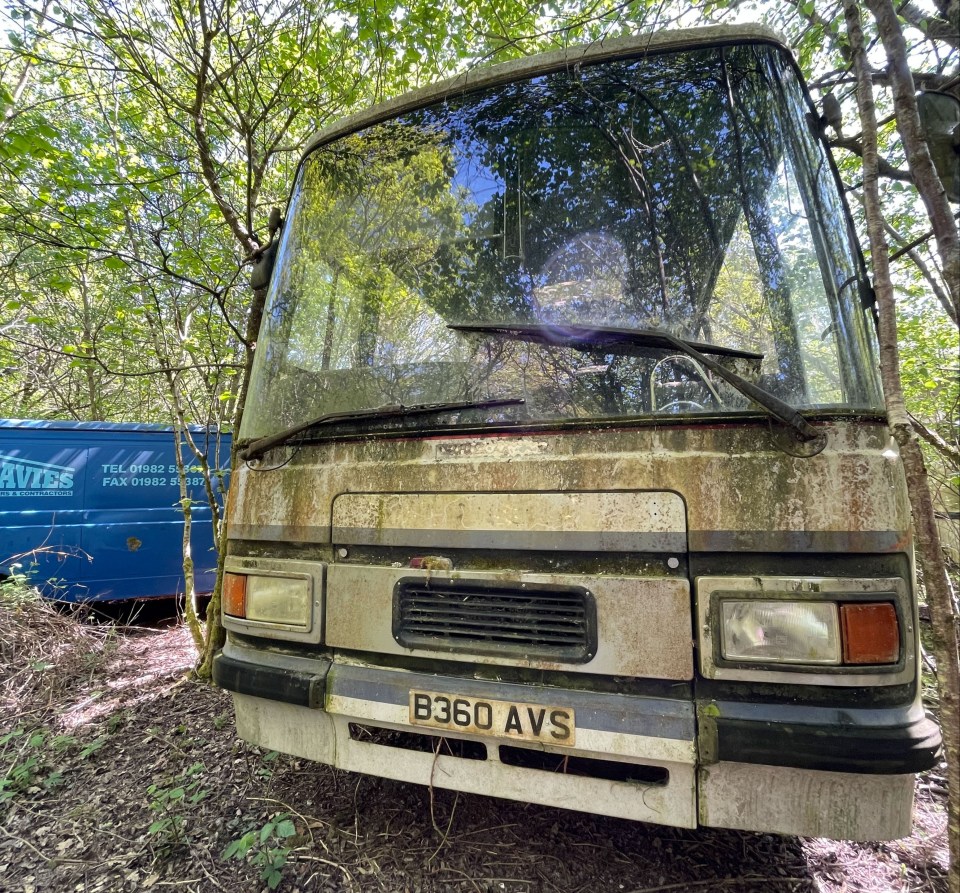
left=696, top=575, right=913, bottom=687
left=221, top=558, right=324, bottom=644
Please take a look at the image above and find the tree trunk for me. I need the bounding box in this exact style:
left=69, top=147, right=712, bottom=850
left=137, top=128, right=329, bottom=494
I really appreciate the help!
left=864, top=0, right=960, bottom=317
left=844, top=2, right=960, bottom=886
left=196, top=279, right=269, bottom=678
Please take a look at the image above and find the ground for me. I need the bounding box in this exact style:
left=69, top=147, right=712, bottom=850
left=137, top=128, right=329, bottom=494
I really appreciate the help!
left=0, top=598, right=951, bottom=893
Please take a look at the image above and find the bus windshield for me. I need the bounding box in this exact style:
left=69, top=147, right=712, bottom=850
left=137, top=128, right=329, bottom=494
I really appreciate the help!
left=241, top=42, right=882, bottom=442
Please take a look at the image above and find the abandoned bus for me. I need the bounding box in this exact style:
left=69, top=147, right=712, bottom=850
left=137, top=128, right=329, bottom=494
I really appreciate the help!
left=214, top=26, right=941, bottom=840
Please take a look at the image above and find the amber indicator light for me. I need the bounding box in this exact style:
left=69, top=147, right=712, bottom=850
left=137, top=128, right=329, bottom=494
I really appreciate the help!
left=840, top=602, right=900, bottom=664
left=223, top=572, right=247, bottom=618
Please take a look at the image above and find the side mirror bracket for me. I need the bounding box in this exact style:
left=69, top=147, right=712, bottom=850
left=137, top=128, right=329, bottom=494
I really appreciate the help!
left=917, top=91, right=960, bottom=204
left=249, top=207, right=285, bottom=291
left=250, top=241, right=278, bottom=292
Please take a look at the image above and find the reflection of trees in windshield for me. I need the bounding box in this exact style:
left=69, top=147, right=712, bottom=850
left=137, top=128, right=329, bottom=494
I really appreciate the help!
left=421, top=58, right=748, bottom=333
left=295, top=128, right=468, bottom=370
left=477, top=343, right=726, bottom=420
left=241, top=42, right=881, bottom=441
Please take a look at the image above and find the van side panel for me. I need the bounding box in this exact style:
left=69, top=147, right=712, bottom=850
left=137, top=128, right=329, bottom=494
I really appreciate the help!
left=0, top=420, right=230, bottom=601
left=0, top=437, right=89, bottom=591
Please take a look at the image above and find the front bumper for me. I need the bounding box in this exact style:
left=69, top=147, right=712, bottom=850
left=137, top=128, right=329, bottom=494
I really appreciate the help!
left=214, top=644, right=936, bottom=839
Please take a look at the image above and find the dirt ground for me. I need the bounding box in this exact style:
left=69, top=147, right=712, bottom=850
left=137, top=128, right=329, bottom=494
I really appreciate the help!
left=0, top=599, right=951, bottom=893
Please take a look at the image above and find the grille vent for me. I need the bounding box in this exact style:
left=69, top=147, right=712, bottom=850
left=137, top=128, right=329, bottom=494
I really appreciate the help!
left=393, top=578, right=596, bottom=662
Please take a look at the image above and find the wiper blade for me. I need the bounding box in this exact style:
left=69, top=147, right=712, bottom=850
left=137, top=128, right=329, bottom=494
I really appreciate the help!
left=449, top=322, right=763, bottom=360
left=240, top=397, right=525, bottom=462
left=449, top=323, right=821, bottom=444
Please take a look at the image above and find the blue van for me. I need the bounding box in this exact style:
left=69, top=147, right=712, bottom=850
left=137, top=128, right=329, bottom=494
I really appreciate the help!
left=0, top=419, right=230, bottom=602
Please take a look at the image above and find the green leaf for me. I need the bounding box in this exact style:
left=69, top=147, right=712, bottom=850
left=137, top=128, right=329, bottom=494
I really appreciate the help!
left=223, top=831, right=256, bottom=860
left=0, top=728, right=25, bottom=746
left=44, top=771, right=65, bottom=789
left=79, top=737, right=106, bottom=759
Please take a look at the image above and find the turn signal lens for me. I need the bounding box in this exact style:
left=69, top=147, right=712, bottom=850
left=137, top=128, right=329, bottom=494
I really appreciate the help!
left=840, top=602, right=900, bottom=664
left=223, top=572, right=247, bottom=618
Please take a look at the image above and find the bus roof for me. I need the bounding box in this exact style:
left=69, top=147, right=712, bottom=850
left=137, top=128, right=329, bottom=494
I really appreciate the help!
left=302, top=24, right=789, bottom=158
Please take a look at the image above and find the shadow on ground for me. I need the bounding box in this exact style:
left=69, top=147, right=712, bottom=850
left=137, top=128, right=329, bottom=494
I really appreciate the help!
left=0, top=606, right=948, bottom=893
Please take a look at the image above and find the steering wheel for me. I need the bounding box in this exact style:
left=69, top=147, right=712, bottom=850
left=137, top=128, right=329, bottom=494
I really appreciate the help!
left=658, top=400, right=706, bottom=413
left=651, top=353, right=725, bottom=414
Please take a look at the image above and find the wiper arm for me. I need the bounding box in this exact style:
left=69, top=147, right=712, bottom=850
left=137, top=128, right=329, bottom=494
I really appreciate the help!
left=449, top=323, right=821, bottom=444
left=240, top=397, right=525, bottom=462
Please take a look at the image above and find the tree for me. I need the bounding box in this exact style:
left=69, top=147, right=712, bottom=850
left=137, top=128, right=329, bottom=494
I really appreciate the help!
left=2, top=0, right=697, bottom=668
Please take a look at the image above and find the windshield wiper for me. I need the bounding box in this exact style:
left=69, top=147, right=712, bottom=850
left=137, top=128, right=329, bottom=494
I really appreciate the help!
left=449, top=323, right=821, bottom=444
left=240, top=397, right=525, bottom=462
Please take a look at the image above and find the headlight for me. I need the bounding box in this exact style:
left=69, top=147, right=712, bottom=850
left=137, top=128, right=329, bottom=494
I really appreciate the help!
left=223, top=571, right=311, bottom=628
left=720, top=600, right=840, bottom=664
left=698, top=576, right=907, bottom=684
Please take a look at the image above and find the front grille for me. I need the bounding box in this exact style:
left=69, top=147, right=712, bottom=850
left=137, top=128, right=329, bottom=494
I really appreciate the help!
left=393, top=578, right=596, bottom=662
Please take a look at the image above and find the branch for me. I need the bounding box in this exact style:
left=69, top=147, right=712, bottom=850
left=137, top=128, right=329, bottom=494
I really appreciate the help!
left=885, top=207, right=960, bottom=266
left=813, top=69, right=959, bottom=92
left=849, top=187, right=960, bottom=324
left=846, top=9, right=960, bottom=883
left=3, top=332, right=243, bottom=378
left=829, top=135, right=916, bottom=182
left=910, top=413, right=960, bottom=464
left=889, top=229, right=958, bottom=324
left=0, top=217, right=229, bottom=301
left=190, top=0, right=258, bottom=255
left=899, top=1, right=959, bottom=49
left=866, top=0, right=960, bottom=316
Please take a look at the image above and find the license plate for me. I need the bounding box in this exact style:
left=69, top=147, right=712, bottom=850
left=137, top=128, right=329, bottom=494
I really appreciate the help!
left=409, top=690, right=575, bottom=746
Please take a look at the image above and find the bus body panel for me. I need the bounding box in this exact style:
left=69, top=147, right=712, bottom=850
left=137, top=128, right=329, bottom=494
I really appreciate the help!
left=227, top=422, right=909, bottom=553
left=218, top=419, right=937, bottom=840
